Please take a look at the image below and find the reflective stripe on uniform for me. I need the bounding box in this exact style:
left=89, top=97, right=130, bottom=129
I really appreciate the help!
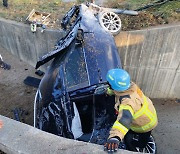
left=112, top=120, right=128, bottom=135
left=119, top=105, right=134, bottom=116
left=131, top=115, right=157, bottom=132
left=131, top=96, right=157, bottom=132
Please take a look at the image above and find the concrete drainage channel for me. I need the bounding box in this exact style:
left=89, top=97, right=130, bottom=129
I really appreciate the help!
left=0, top=18, right=180, bottom=153
left=0, top=47, right=180, bottom=153
left=0, top=18, right=179, bottom=98
left=0, top=47, right=139, bottom=154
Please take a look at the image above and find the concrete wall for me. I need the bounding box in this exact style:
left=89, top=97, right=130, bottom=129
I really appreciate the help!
left=0, top=115, right=136, bottom=154
left=115, top=24, right=180, bottom=99
left=0, top=17, right=179, bottom=98
left=0, top=18, right=64, bottom=69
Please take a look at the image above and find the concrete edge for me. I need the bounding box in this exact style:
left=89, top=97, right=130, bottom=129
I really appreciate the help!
left=128, top=23, right=180, bottom=32
left=0, top=115, right=137, bottom=154
left=0, top=17, right=63, bottom=33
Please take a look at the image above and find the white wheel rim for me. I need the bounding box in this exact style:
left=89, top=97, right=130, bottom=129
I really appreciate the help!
left=100, top=12, right=121, bottom=34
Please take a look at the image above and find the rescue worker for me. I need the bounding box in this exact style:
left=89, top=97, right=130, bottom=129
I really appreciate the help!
left=104, top=68, right=158, bottom=152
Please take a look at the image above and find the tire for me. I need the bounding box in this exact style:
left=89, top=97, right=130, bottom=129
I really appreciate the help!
left=98, top=11, right=121, bottom=36
left=136, top=135, right=157, bottom=154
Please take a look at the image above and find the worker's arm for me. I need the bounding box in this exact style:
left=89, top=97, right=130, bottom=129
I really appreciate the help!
left=104, top=98, right=134, bottom=152
left=109, top=103, right=134, bottom=139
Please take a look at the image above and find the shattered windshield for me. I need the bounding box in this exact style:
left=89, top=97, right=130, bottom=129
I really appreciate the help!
left=65, top=46, right=89, bottom=89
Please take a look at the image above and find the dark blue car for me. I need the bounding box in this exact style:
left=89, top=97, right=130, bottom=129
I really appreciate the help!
left=34, top=3, right=122, bottom=144
left=34, top=2, right=143, bottom=147
left=34, top=3, right=156, bottom=153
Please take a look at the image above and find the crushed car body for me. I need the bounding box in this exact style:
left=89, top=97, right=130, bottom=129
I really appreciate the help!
left=34, top=2, right=138, bottom=145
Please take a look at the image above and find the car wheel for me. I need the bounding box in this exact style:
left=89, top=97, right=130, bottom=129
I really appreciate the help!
left=98, top=11, right=121, bottom=36
left=136, top=135, right=157, bottom=154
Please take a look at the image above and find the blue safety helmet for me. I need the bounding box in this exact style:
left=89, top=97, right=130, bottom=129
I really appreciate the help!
left=106, top=69, right=130, bottom=91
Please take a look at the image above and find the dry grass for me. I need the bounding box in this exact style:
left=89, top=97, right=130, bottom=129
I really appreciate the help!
left=0, top=0, right=75, bottom=29
left=0, top=0, right=179, bottom=30
left=104, top=0, right=180, bottom=30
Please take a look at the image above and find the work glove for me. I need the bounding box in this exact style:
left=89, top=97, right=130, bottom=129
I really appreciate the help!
left=106, top=87, right=114, bottom=96
left=104, top=137, right=120, bottom=153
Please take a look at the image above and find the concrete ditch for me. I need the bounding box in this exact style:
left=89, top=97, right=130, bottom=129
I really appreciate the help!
left=0, top=24, right=180, bottom=153
left=0, top=17, right=180, bottom=153
left=0, top=18, right=179, bottom=98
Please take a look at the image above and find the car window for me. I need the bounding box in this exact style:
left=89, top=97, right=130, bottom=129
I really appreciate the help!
left=65, top=46, right=88, bottom=89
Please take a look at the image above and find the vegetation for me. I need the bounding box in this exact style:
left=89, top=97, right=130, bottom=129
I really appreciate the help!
left=0, top=0, right=179, bottom=30
left=104, top=0, right=180, bottom=30
left=0, top=0, right=75, bottom=29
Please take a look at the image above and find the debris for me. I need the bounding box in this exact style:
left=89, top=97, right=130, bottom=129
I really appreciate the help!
left=35, top=70, right=45, bottom=77
left=3, top=0, right=8, bottom=7
left=13, top=108, right=24, bottom=122
left=176, top=9, right=180, bottom=13
left=175, top=99, right=180, bottom=103
left=26, top=9, right=51, bottom=32
left=62, top=0, right=76, bottom=2
left=30, top=22, right=37, bottom=32
left=0, top=54, right=11, bottom=70
left=23, top=76, right=41, bottom=88
left=40, top=24, right=46, bottom=33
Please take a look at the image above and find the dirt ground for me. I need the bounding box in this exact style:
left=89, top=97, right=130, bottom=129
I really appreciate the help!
left=0, top=46, right=39, bottom=126
left=0, top=46, right=180, bottom=154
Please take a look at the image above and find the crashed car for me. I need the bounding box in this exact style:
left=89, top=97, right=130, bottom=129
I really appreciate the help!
left=34, top=2, right=138, bottom=145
